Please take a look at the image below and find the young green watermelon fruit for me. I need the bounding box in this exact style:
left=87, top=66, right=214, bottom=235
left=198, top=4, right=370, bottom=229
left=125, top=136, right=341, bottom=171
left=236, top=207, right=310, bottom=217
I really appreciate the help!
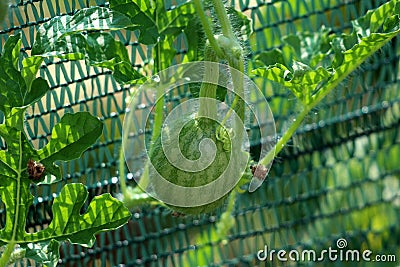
left=150, top=116, right=245, bottom=215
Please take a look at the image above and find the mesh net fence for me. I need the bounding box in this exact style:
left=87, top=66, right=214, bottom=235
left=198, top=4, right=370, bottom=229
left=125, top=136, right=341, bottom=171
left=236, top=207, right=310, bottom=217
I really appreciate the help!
left=0, top=0, right=399, bottom=266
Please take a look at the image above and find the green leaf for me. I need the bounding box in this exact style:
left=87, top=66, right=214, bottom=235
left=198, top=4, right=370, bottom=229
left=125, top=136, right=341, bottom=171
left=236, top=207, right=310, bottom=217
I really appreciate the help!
left=31, top=7, right=143, bottom=84
left=0, top=34, right=49, bottom=115
left=25, top=183, right=131, bottom=247
left=0, top=107, right=129, bottom=265
left=110, top=0, right=158, bottom=45
left=253, top=63, right=293, bottom=87
left=109, top=0, right=196, bottom=71
left=253, top=0, right=400, bottom=106
left=0, top=111, right=105, bottom=246
left=158, top=2, right=196, bottom=38
left=2, top=34, right=21, bottom=69
left=25, top=77, right=50, bottom=106
left=183, top=17, right=206, bottom=62
left=254, top=49, right=286, bottom=67
left=0, top=179, right=33, bottom=245
left=32, top=7, right=133, bottom=56
left=31, top=2, right=196, bottom=85
left=153, top=34, right=178, bottom=72
left=21, top=55, right=44, bottom=91
left=0, top=35, right=27, bottom=111
left=38, top=112, right=103, bottom=183
left=109, top=0, right=196, bottom=74
left=110, top=0, right=196, bottom=45
left=85, top=32, right=143, bottom=83
left=23, top=240, right=60, bottom=267
left=282, top=27, right=332, bottom=68
left=0, top=33, right=128, bottom=265
left=253, top=62, right=330, bottom=104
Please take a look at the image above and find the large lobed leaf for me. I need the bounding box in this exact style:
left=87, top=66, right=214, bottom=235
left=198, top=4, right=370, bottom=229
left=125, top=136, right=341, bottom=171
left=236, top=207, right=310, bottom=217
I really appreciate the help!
left=25, top=183, right=131, bottom=247
left=21, top=184, right=131, bottom=265
left=31, top=0, right=252, bottom=82
left=0, top=34, right=130, bottom=265
left=253, top=0, right=400, bottom=106
left=32, top=7, right=133, bottom=56
left=30, top=2, right=198, bottom=83
left=31, top=7, right=142, bottom=84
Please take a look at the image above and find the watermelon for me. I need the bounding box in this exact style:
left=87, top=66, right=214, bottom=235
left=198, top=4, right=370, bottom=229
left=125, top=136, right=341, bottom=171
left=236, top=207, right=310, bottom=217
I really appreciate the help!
left=150, top=116, right=246, bottom=215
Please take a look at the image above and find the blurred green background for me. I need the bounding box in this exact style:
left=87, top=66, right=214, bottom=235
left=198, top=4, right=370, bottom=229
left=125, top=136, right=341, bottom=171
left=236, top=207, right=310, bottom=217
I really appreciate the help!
left=0, top=0, right=399, bottom=266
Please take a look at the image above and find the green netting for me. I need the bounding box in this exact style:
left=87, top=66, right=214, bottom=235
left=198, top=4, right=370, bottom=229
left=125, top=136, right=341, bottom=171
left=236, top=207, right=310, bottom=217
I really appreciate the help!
left=0, top=0, right=399, bottom=266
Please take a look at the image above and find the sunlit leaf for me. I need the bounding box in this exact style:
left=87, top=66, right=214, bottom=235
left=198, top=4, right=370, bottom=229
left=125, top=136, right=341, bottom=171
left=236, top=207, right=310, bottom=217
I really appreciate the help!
left=25, top=183, right=131, bottom=247
left=31, top=7, right=143, bottom=84
left=0, top=34, right=49, bottom=115
left=38, top=112, right=103, bottom=183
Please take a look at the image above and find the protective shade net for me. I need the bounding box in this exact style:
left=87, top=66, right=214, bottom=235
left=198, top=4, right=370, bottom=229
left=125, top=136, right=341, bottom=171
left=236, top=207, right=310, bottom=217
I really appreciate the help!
left=0, top=0, right=399, bottom=266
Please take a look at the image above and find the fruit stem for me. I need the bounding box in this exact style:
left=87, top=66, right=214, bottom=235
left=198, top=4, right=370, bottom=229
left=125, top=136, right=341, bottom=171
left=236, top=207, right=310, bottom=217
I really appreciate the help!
left=198, top=45, right=219, bottom=118
left=227, top=57, right=245, bottom=122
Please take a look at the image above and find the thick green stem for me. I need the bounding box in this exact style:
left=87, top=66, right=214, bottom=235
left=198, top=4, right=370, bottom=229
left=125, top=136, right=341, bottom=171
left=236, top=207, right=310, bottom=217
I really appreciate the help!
left=211, top=0, right=235, bottom=39
left=118, top=143, right=128, bottom=197
left=198, top=46, right=219, bottom=118
left=224, top=56, right=245, bottom=148
left=150, top=42, right=164, bottom=144
left=119, top=90, right=152, bottom=206
left=193, top=0, right=224, bottom=58
left=260, top=106, right=310, bottom=166
left=227, top=57, right=245, bottom=121
left=198, top=84, right=218, bottom=118
left=205, top=0, right=246, bottom=136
